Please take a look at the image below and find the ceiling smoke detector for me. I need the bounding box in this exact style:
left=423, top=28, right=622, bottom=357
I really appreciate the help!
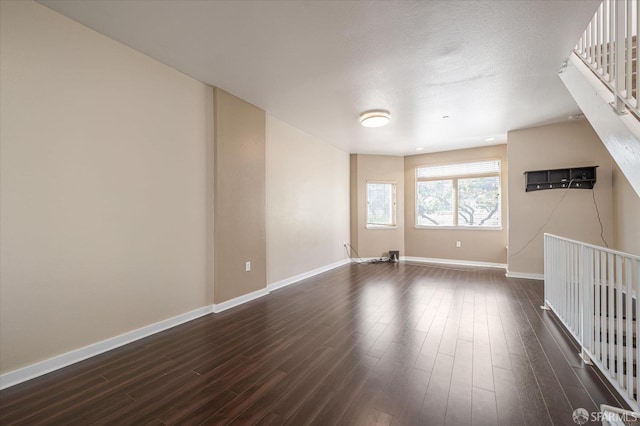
left=360, top=110, right=391, bottom=128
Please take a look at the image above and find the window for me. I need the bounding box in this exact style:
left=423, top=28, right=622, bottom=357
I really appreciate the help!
left=416, top=160, right=501, bottom=229
left=366, top=182, right=396, bottom=228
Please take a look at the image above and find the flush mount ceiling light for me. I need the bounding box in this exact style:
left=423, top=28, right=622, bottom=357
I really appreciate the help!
left=360, top=110, right=390, bottom=128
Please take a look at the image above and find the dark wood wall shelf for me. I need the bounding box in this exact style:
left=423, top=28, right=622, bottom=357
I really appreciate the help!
left=525, top=166, right=597, bottom=192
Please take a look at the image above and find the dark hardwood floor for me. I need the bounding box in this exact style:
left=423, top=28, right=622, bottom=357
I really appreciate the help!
left=0, top=262, right=628, bottom=425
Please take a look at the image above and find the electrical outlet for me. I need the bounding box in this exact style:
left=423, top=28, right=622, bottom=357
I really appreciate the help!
left=245, top=261, right=251, bottom=272
left=343, top=241, right=348, bottom=247
left=456, top=241, right=462, bottom=248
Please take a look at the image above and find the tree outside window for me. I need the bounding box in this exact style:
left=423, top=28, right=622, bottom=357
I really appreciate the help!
left=367, top=182, right=396, bottom=228
left=416, top=160, right=501, bottom=229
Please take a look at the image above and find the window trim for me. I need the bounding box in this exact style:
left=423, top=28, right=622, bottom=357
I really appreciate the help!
left=366, top=180, right=397, bottom=229
left=415, top=159, right=502, bottom=230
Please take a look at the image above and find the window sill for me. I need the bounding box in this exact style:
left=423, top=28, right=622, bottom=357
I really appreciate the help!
left=366, top=225, right=398, bottom=230
left=414, top=226, right=503, bottom=231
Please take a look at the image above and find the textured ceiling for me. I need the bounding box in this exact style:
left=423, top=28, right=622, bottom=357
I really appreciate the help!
left=40, top=0, right=601, bottom=155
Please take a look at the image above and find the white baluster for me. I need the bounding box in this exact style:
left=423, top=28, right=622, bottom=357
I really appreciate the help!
left=617, top=255, right=624, bottom=387
left=626, top=0, right=632, bottom=99
left=616, top=0, right=627, bottom=112
left=626, top=258, right=634, bottom=399
left=610, top=253, right=616, bottom=378
left=595, top=247, right=602, bottom=361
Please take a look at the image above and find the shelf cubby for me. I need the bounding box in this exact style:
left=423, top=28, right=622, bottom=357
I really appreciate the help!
left=524, top=166, right=597, bottom=192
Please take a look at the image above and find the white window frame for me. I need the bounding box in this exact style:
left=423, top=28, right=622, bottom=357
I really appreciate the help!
left=366, top=181, right=397, bottom=229
left=415, top=160, right=502, bottom=230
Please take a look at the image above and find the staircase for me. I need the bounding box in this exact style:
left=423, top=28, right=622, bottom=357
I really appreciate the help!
left=560, top=0, right=640, bottom=199
left=578, top=35, right=637, bottom=101
left=575, top=0, right=638, bottom=115
left=544, top=234, right=640, bottom=413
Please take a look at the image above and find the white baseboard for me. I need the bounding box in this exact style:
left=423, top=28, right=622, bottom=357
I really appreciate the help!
left=212, top=288, right=270, bottom=313
left=267, top=259, right=350, bottom=291
left=0, top=305, right=214, bottom=390
left=401, top=256, right=507, bottom=269
left=0, top=258, right=358, bottom=390
left=505, top=270, right=544, bottom=280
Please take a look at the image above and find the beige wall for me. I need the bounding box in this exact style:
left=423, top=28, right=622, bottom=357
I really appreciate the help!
left=266, top=116, right=350, bottom=283
left=613, top=164, right=640, bottom=255
left=404, top=145, right=508, bottom=264
left=350, top=155, right=359, bottom=255
left=0, top=1, right=211, bottom=374
left=508, top=121, right=614, bottom=275
left=351, top=155, right=405, bottom=258
left=213, top=89, right=266, bottom=303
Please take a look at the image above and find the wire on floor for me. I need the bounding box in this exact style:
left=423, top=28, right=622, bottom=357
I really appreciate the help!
left=344, top=243, right=505, bottom=271
left=344, top=243, right=395, bottom=264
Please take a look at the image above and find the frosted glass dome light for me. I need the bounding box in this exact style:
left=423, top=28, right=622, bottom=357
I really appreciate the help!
left=360, top=110, right=390, bottom=128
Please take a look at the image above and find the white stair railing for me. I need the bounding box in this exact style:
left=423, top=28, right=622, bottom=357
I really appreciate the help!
left=544, top=234, right=640, bottom=411
left=575, top=0, right=639, bottom=115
